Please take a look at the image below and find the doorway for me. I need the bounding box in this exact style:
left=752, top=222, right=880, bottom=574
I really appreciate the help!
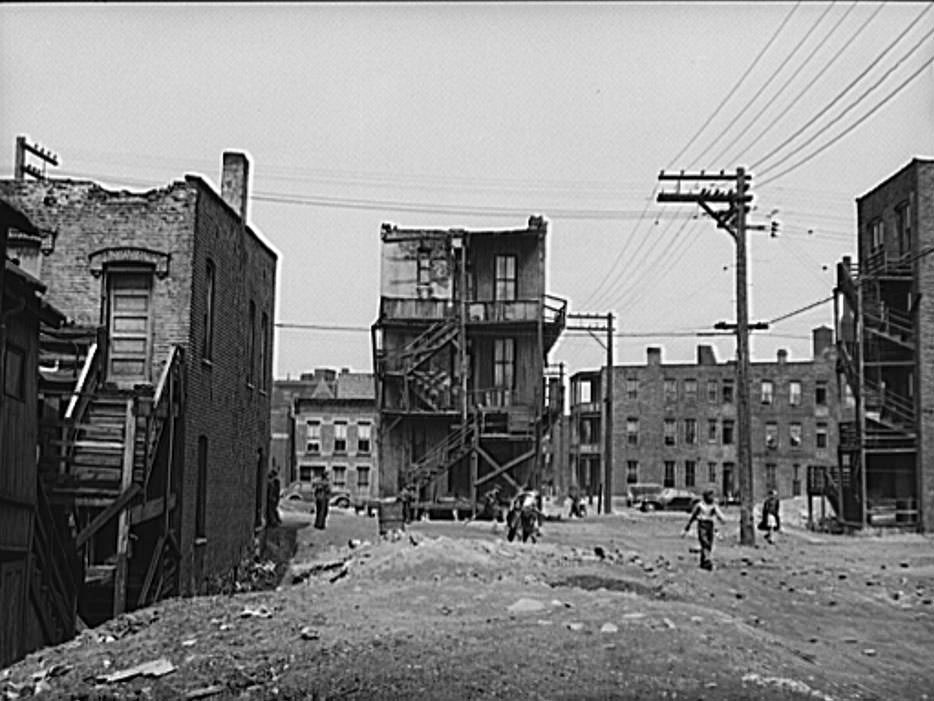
left=106, top=271, right=152, bottom=385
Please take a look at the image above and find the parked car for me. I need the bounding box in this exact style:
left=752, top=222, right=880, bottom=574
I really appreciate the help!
left=640, top=487, right=700, bottom=513
left=281, top=482, right=352, bottom=508
left=625, top=483, right=665, bottom=508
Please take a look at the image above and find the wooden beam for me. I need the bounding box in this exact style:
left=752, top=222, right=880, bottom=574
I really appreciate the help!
left=475, top=446, right=534, bottom=488
left=128, top=493, right=176, bottom=525
left=113, top=398, right=135, bottom=616
left=75, top=483, right=141, bottom=547
left=136, top=534, right=165, bottom=608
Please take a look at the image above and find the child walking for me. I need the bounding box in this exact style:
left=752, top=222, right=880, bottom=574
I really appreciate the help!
left=682, top=489, right=726, bottom=571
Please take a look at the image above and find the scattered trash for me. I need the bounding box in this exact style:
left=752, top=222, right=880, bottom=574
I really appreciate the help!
left=98, top=658, right=176, bottom=683
left=184, top=685, right=226, bottom=699
left=180, top=639, right=197, bottom=647
left=507, top=598, right=546, bottom=613
left=300, top=626, right=320, bottom=640
left=348, top=538, right=362, bottom=549
left=600, top=623, right=618, bottom=634
left=594, top=546, right=606, bottom=560
left=550, top=599, right=573, bottom=608
left=537, top=619, right=554, bottom=626
left=662, top=617, right=676, bottom=629
left=566, top=622, right=584, bottom=631
left=239, top=605, right=273, bottom=619
left=863, top=648, right=877, bottom=657
left=622, top=612, right=645, bottom=620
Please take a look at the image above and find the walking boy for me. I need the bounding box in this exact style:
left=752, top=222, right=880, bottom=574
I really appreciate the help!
left=682, top=489, right=726, bottom=570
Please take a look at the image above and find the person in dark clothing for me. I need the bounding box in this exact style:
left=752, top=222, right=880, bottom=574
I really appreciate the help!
left=568, top=484, right=585, bottom=518
left=399, top=485, right=416, bottom=523
left=313, top=474, right=332, bottom=530
left=266, top=470, right=282, bottom=527
left=683, top=489, right=726, bottom=570
left=759, top=489, right=781, bottom=544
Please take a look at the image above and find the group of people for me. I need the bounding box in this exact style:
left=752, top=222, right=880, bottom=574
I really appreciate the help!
left=682, top=488, right=782, bottom=570
left=265, top=470, right=333, bottom=531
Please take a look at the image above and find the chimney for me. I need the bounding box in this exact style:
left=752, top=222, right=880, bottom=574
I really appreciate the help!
left=812, top=326, right=833, bottom=358
left=696, top=345, right=718, bottom=366
left=221, top=151, right=250, bottom=223
left=647, top=347, right=662, bottom=366
left=777, top=349, right=788, bottom=364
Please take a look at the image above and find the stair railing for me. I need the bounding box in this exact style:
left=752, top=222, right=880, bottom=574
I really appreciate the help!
left=144, top=346, right=184, bottom=484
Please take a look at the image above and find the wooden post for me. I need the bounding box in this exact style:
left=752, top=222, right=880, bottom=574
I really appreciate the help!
left=113, top=397, right=136, bottom=616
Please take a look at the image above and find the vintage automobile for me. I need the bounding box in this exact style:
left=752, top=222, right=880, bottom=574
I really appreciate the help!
left=639, top=487, right=701, bottom=513
left=281, top=482, right=353, bottom=508
left=625, top=482, right=665, bottom=508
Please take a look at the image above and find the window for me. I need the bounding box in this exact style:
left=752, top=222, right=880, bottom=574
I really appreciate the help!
left=664, top=461, right=675, bottom=487
left=196, top=436, right=208, bottom=539
left=765, top=422, right=778, bottom=449
left=416, top=248, right=432, bottom=298
left=579, top=380, right=592, bottom=404
left=765, top=463, right=777, bottom=491
left=494, top=254, right=517, bottom=302
left=494, top=338, right=516, bottom=389
left=626, top=378, right=638, bottom=401
left=761, top=380, right=774, bottom=405
left=708, top=462, right=717, bottom=483
left=707, top=379, right=718, bottom=403
left=896, top=202, right=912, bottom=256
left=3, top=344, right=25, bottom=401
left=332, top=465, right=347, bottom=488
left=722, top=420, right=734, bottom=445
left=247, top=300, right=256, bottom=385
left=870, top=218, right=884, bottom=250
left=580, top=416, right=599, bottom=444
left=626, top=418, right=639, bottom=446
left=305, top=421, right=321, bottom=453
left=334, top=421, right=348, bottom=453
left=664, top=379, right=677, bottom=402
left=684, top=418, right=697, bottom=445
left=707, top=419, right=718, bottom=443
left=299, top=465, right=314, bottom=482
left=626, top=460, right=638, bottom=484
left=684, top=460, right=696, bottom=488
left=260, top=312, right=269, bottom=390
left=789, top=422, right=802, bottom=448
left=816, top=423, right=828, bottom=450
left=357, top=466, right=370, bottom=489
left=722, top=379, right=734, bottom=403
left=792, top=464, right=801, bottom=497
left=815, top=381, right=828, bottom=407
left=202, top=260, right=215, bottom=360
left=789, top=381, right=801, bottom=406
left=684, top=379, right=697, bottom=401
left=664, top=419, right=676, bottom=445
left=357, top=422, right=372, bottom=454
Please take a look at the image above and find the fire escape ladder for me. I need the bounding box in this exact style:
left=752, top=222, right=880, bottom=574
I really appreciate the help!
left=405, top=420, right=476, bottom=491
left=400, top=317, right=458, bottom=411
left=862, top=300, right=915, bottom=348
left=862, top=379, right=915, bottom=436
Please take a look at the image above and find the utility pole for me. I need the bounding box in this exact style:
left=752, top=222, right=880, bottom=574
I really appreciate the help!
left=566, top=311, right=614, bottom=515
left=14, top=135, right=59, bottom=180
left=657, top=167, right=764, bottom=546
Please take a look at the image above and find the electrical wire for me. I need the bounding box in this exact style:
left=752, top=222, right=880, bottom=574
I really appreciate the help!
left=750, top=2, right=934, bottom=171
left=666, top=1, right=802, bottom=169
left=757, top=53, right=934, bottom=187
left=692, top=1, right=839, bottom=168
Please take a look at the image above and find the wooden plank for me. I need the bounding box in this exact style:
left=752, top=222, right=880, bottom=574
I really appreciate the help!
left=129, top=493, right=176, bottom=525
left=113, top=398, right=135, bottom=616
left=475, top=446, right=534, bottom=488
left=136, top=535, right=165, bottom=608
left=74, top=483, right=140, bottom=548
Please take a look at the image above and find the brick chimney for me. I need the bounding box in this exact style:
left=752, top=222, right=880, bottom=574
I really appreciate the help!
left=647, top=347, right=662, bottom=366
left=812, top=325, right=833, bottom=358
left=221, top=151, right=250, bottom=223
left=777, top=349, right=788, bottom=364
left=696, top=345, right=718, bottom=366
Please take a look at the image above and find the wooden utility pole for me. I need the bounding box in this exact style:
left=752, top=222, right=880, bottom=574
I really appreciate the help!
left=14, top=135, right=59, bottom=180
left=657, top=167, right=762, bottom=545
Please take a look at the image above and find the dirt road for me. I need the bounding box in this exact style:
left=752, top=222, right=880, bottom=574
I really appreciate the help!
left=3, top=504, right=932, bottom=700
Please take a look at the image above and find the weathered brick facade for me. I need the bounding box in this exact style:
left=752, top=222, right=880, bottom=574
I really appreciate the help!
left=570, top=327, right=839, bottom=503
left=0, top=153, right=277, bottom=593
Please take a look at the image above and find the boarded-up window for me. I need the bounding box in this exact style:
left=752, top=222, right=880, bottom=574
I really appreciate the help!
left=3, top=344, right=25, bottom=401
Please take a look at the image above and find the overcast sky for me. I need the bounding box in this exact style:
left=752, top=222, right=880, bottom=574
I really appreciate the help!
left=2, top=2, right=932, bottom=379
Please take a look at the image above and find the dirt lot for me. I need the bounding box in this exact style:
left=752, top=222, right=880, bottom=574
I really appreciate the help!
left=3, top=501, right=933, bottom=700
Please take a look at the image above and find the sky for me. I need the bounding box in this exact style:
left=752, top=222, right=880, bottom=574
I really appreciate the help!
left=2, top=2, right=932, bottom=379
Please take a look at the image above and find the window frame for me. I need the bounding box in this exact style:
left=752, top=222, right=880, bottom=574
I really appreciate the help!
left=684, top=378, right=697, bottom=401
left=626, top=417, right=639, bottom=446
left=333, top=420, right=348, bottom=454
left=202, top=259, right=216, bottom=361
left=684, top=418, right=697, bottom=445
left=684, top=460, right=696, bottom=488
left=357, top=422, right=372, bottom=454
left=626, top=460, right=638, bottom=484
left=494, top=254, right=517, bottom=302
left=663, top=418, right=677, bottom=446
left=664, top=378, right=677, bottom=403
left=493, top=337, right=516, bottom=390
left=663, top=461, right=675, bottom=488
left=305, top=420, right=321, bottom=453
left=761, top=380, right=774, bottom=405
left=722, top=419, right=734, bottom=446
left=789, top=380, right=801, bottom=407
left=3, top=343, right=26, bottom=401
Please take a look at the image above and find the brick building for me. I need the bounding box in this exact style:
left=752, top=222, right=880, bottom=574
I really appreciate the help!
left=570, top=327, right=838, bottom=504
left=291, top=368, right=378, bottom=503
left=834, top=158, right=934, bottom=532
left=372, top=217, right=566, bottom=507
left=0, top=152, right=277, bottom=620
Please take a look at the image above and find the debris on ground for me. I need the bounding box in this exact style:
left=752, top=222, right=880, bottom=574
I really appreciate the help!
left=98, top=657, right=176, bottom=683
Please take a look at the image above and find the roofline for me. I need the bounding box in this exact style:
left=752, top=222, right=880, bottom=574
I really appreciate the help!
left=380, top=216, right=548, bottom=242
left=857, top=157, right=934, bottom=203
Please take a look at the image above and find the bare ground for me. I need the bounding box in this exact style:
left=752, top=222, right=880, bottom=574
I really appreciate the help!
left=3, top=503, right=933, bottom=700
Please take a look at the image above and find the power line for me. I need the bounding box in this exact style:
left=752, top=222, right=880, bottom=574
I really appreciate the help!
left=693, top=1, right=839, bottom=168
left=276, top=321, right=371, bottom=332
left=757, top=53, right=934, bottom=188
left=767, top=296, right=834, bottom=325
left=666, top=1, right=802, bottom=169
left=751, top=2, right=934, bottom=171
left=732, top=2, right=886, bottom=167
left=717, top=1, right=860, bottom=166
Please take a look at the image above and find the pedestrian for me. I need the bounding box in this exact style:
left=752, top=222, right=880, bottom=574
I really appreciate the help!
left=266, top=469, right=282, bottom=527
left=759, top=489, right=781, bottom=544
left=313, top=472, right=332, bottom=530
left=399, top=485, right=416, bottom=523
left=568, top=484, right=585, bottom=518
left=682, top=489, right=726, bottom=571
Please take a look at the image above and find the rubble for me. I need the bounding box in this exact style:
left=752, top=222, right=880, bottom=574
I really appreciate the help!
left=98, top=657, right=176, bottom=683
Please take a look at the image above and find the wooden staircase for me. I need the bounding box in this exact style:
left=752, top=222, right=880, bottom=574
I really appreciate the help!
left=404, top=420, right=476, bottom=493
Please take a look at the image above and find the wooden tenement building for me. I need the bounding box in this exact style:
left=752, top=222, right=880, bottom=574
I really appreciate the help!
left=372, top=216, right=566, bottom=509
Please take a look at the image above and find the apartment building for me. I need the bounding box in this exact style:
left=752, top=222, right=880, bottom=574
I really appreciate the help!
left=834, top=158, right=934, bottom=531
left=570, top=327, right=838, bottom=504
left=292, top=368, right=378, bottom=503
left=372, top=216, right=566, bottom=507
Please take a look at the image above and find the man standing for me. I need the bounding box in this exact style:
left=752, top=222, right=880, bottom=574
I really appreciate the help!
left=760, top=489, right=781, bottom=544
left=682, top=489, right=726, bottom=571
left=313, top=473, right=332, bottom=530
left=266, top=470, right=282, bottom=527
